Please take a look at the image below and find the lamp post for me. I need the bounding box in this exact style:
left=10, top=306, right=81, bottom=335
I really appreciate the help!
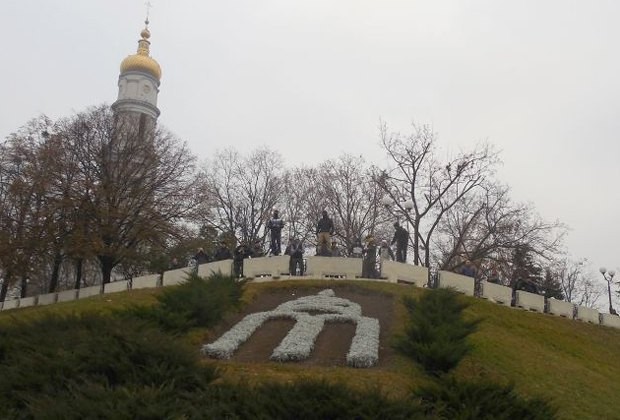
left=599, top=267, right=617, bottom=315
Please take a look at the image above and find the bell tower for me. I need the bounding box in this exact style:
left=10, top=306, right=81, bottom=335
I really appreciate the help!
left=112, top=17, right=161, bottom=130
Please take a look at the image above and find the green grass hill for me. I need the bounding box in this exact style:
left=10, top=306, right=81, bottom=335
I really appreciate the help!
left=1, top=278, right=619, bottom=419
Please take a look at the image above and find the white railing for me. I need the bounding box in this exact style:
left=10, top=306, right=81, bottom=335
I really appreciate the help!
left=481, top=281, right=513, bottom=306
left=1, top=257, right=618, bottom=331
left=515, top=290, right=545, bottom=313
left=437, top=271, right=475, bottom=296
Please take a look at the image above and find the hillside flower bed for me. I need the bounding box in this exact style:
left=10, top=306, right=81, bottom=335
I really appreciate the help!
left=202, top=289, right=380, bottom=368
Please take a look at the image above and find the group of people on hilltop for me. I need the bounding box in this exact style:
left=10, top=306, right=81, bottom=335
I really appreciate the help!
left=182, top=209, right=411, bottom=277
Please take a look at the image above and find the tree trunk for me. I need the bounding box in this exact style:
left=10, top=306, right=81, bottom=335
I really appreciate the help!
left=74, top=258, right=83, bottom=289
left=0, top=271, right=11, bottom=302
left=100, top=256, right=114, bottom=284
left=20, top=276, right=28, bottom=298
left=413, top=219, right=421, bottom=266
left=48, top=251, right=63, bottom=293
left=424, top=251, right=432, bottom=287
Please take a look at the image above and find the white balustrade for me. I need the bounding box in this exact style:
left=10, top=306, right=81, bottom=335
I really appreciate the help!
left=56, top=290, right=78, bottom=303
left=244, top=256, right=290, bottom=278
left=547, top=299, right=574, bottom=318
left=481, top=282, right=513, bottom=306
left=19, top=296, right=37, bottom=308
left=575, top=305, right=600, bottom=324
left=305, top=256, right=363, bottom=279
left=162, top=267, right=192, bottom=286
left=131, top=274, right=160, bottom=290
left=2, top=299, right=18, bottom=311
left=437, top=271, right=475, bottom=296
left=600, top=313, right=620, bottom=329
left=103, top=280, right=129, bottom=294
left=381, top=260, right=428, bottom=287
left=198, top=259, right=234, bottom=278
left=515, top=290, right=545, bottom=312
left=78, top=285, right=103, bottom=299
left=38, top=293, right=57, bottom=306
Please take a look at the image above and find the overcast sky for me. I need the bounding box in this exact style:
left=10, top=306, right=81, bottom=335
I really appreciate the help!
left=1, top=1, right=619, bottom=299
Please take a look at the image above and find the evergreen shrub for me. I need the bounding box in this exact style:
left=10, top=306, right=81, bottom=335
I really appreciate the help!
left=395, top=288, right=479, bottom=375
left=122, top=271, right=244, bottom=332
left=187, top=380, right=424, bottom=419
left=414, top=377, right=557, bottom=419
left=0, top=313, right=218, bottom=416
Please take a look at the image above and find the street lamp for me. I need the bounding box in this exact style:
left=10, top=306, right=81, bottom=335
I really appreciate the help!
left=599, top=267, right=617, bottom=315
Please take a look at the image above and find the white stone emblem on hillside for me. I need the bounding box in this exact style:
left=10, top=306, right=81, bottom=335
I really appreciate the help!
left=202, top=289, right=380, bottom=368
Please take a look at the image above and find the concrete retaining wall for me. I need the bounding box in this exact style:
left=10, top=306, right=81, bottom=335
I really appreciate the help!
left=381, top=261, right=428, bottom=287
left=2, top=299, right=19, bottom=310
left=305, top=256, right=362, bottom=279
left=131, top=274, right=160, bottom=290
left=19, top=296, right=37, bottom=308
left=38, top=293, right=57, bottom=306
left=437, top=271, right=475, bottom=296
left=162, top=268, right=191, bottom=286
left=600, top=313, right=620, bottom=329
left=547, top=299, right=574, bottom=318
left=57, top=290, right=78, bottom=303
left=103, top=280, right=129, bottom=294
left=198, top=259, right=234, bottom=278
left=515, top=290, right=545, bottom=312
left=576, top=305, right=600, bottom=324
left=244, top=256, right=289, bottom=278
left=78, top=285, right=102, bottom=299
left=481, top=282, right=512, bottom=306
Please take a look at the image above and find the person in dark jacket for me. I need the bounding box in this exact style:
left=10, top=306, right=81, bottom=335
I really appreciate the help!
left=351, top=238, right=363, bottom=258
left=391, top=222, right=409, bottom=263
left=233, top=242, right=250, bottom=278
left=267, top=210, right=285, bottom=255
left=316, top=210, right=335, bottom=256
left=194, top=247, right=210, bottom=266
left=213, top=242, right=232, bottom=261
left=362, top=235, right=378, bottom=278
left=284, top=237, right=304, bottom=275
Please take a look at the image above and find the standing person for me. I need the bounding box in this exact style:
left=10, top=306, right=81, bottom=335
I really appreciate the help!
left=233, top=242, right=249, bottom=278
left=194, top=247, right=209, bottom=266
left=362, top=235, right=378, bottom=278
left=285, top=237, right=304, bottom=275
left=252, top=239, right=264, bottom=258
left=460, top=259, right=480, bottom=296
left=266, top=210, right=285, bottom=256
left=379, top=240, right=395, bottom=262
left=316, top=210, right=334, bottom=256
left=330, top=241, right=342, bottom=257
left=488, top=264, right=501, bottom=284
left=378, top=240, right=394, bottom=278
left=169, top=257, right=182, bottom=270
left=213, top=242, right=232, bottom=261
left=351, top=238, right=364, bottom=258
left=391, top=222, right=409, bottom=263
left=460, top=260, right=476, bottom=278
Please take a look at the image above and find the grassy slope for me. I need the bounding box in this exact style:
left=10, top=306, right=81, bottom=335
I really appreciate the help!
left=2, top=280, right=619, bottom=419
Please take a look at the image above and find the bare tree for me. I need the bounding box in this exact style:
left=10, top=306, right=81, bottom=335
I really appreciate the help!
left=281, top=166, right=327, bottom=247
left=319, top=154, right=388, bottom=253
left=434, top=183, right=566, bottom=280
left=56, top=105, right=199, bottom=284
left=0, top=117, right=52, bottom=300
left=200, top=147, right=283, bottom=249
left=378, top=121, right=499, bottom=273
left=552, top=258, right=603, bottom=308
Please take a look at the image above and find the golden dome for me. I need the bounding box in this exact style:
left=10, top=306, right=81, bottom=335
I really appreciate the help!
left=120, top=23, right=161, bottom=81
